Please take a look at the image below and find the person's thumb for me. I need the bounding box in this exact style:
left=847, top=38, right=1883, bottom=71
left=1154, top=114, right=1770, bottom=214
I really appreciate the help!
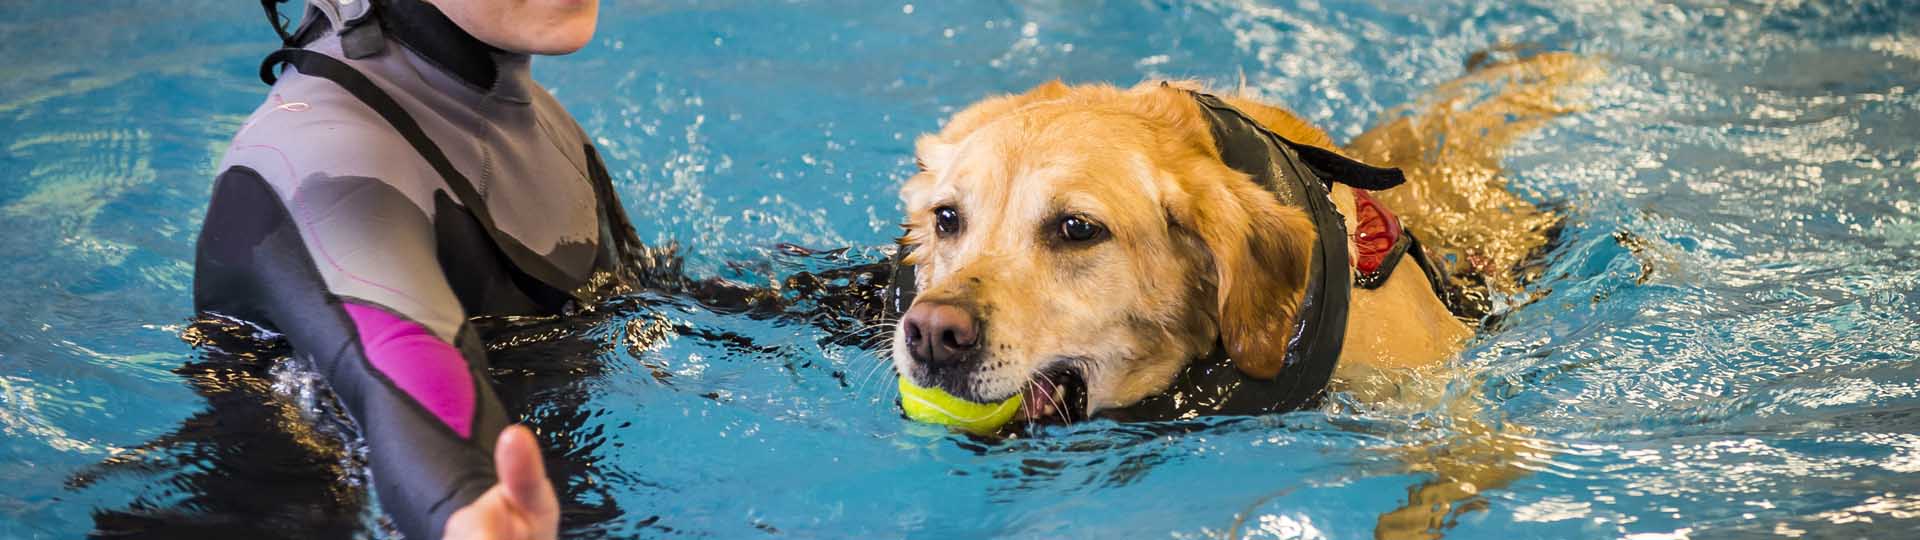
left=493, top=425, right=559, bottom=522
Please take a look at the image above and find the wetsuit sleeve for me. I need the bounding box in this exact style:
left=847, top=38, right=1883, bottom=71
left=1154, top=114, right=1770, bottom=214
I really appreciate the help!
left=194, top=165, right=511, bottom=540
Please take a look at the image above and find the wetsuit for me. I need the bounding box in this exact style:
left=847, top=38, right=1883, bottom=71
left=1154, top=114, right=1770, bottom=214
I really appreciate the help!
left=193, top=1, right=646, bottom=537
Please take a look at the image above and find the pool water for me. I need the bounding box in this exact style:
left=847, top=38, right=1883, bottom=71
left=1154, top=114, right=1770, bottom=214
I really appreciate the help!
left=4, top=0, right=1919, bottom=538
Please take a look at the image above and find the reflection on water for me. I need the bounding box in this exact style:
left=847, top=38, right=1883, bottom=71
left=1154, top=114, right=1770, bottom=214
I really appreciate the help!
left=1, top=0, right=1918, bottom=538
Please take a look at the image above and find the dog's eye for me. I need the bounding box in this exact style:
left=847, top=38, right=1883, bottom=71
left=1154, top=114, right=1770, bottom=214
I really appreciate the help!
left=1058, top=216, right=1106, bottom=243
left=933, top=206, right=962, bottom=237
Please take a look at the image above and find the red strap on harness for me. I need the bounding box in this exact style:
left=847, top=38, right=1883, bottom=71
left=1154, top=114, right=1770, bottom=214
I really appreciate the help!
left=1350, top=189, right=1403, bottom=274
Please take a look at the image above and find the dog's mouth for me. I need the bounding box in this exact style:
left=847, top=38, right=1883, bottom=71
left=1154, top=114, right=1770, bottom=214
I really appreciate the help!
left=1020, top=363, right=1088, bottom=425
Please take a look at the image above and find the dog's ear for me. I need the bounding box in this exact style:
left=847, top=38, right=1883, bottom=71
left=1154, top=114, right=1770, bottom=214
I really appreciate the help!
left=910, top=134, right=960, bottom=179
left=1170, top=177, right=1317, bottom=379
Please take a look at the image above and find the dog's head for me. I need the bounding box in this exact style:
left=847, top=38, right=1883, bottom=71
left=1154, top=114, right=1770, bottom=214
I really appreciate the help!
left=890, top=81, right=1319, bottom=425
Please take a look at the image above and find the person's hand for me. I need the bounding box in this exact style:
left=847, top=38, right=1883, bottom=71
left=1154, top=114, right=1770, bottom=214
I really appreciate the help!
left=443, top=425, right=560, bottom=540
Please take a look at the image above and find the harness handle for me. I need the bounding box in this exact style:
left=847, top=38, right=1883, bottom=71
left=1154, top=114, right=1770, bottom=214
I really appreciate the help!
left=1282, top=141, right=1407, bottom=191
left=1191, top=91, right=1407, bottom=191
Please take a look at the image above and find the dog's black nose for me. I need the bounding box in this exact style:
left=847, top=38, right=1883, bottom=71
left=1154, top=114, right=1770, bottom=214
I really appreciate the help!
left=902, top=301, right=979, bottom=364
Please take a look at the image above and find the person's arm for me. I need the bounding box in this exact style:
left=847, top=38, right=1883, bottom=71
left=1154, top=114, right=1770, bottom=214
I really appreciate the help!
left=194, top=165, right=555, bottom=539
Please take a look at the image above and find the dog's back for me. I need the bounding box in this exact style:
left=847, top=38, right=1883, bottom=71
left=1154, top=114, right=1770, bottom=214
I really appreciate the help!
left=1347, top=52, right=1599, bottom=301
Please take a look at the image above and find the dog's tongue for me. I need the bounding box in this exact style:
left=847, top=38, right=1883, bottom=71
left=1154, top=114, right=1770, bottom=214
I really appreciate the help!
left=1021, top=377, right=1061, bottom=421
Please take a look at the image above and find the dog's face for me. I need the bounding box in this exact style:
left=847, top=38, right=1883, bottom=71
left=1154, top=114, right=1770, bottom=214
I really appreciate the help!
left=891, top=82, right=1317, bottom=425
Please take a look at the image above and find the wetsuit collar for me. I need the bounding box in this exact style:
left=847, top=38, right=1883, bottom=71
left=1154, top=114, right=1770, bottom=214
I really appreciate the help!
left=381, top=0, right=535, bottom=103
left=276, top=0, right=536, bottom=103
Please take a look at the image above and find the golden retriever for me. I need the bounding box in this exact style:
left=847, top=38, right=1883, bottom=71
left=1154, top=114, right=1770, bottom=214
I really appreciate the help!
left=888, top=53, right=1594, bottom=425
left=885, top=52, right=1596, bottom=538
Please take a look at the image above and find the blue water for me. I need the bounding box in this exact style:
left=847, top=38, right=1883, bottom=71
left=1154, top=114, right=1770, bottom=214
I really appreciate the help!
left=4, top=0, right=1919, bottom=538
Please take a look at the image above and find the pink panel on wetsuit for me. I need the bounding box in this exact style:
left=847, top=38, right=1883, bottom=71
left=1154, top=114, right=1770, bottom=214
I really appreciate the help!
left=343, top=302, right=476, bottom=439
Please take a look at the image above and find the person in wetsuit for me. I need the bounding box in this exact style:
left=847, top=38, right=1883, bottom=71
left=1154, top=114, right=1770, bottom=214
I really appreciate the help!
left=194, top=1, right=644, bottom=537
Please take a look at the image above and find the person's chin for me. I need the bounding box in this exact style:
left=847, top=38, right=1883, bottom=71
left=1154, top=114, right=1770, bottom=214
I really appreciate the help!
left=519, top=24, right=597, bottom=55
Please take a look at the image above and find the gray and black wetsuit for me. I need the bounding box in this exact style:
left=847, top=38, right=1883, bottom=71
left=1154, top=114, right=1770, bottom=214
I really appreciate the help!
left=193, top=1, right=646, bottom=537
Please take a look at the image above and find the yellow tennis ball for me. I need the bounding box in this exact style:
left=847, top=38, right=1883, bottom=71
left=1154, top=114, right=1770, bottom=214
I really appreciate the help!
left=897, top=376, right=1021, bottom=434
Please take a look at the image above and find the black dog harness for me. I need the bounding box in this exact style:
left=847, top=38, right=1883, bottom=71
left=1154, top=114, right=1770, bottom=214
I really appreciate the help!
left=887, top=92, right=1444, bottom=422
left=1102, top=92, right=1416, bottom=420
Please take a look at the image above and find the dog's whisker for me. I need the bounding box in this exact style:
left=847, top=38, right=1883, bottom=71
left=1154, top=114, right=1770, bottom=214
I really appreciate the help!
left=844, top=321, right=904, bottom=394
left=825, top=320, right=898, bottom=347
left=861, top=355, right=898, bottom=394
left=855, top=356, right=889, bottom=391
left=858, top=326, right=900, bottom=350
left=862, top=368, right=890, bottom=397
left=836, top=319, right=898, bottom=336
left=868, top=363, right=893, bottom=391
left=1024, top=372, right=1045, bottom=428
left=1027, top=370, right=1067, bottom=423
left=833, top=326, right=898, bottom=393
